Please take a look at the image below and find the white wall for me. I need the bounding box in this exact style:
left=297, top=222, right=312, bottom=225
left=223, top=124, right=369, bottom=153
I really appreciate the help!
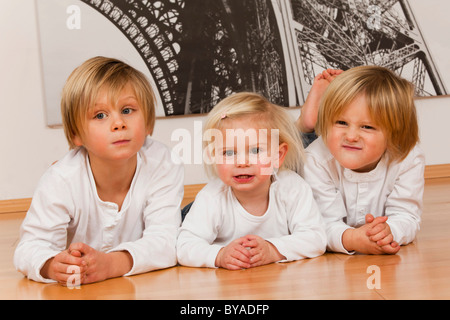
left=1, top=0, right=450, bottom=201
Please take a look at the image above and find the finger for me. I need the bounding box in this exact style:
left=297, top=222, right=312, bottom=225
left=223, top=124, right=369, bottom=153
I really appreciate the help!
left=250, top=258, right=264, bottom=268
left=53, top=264, right=83, bottom=284
left=55, top=251, right=85, bottom=267
left=368, top=216, right=388, bottom=228
left=327, top=69, right=343, bottom=77
left=314, top=73, right=325, bottom=81
left=369, top=228, right=389, bottom=241
left=242, top=235, right=262, bottom=248
left=381, top=242, right=401, bottom=255
left=375, top=234, right=394, bottom=246
left=227, top=257, right=251, bottom=270
left=365, top=213, right=374, bottom=224
left=366, top=222, right=387, bottom=237
left=249, top=252, right=263, bottom=264
left=242, top=239, right=258, bottom=249
left=52, top=261, right=75, bottom=275
left=69, top=249, right=83, bottom=258
left=322, top=69, right=332, bottom=81
left=231, top=246, right=251, bottom=263
left=69, top=242, right=90, bottom=254
left=244, top=234, right=261, bottom=241
left=225, top=264, right=245, bottom=271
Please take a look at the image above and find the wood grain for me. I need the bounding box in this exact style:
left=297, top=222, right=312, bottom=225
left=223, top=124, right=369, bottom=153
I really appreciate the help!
left=1, top=177, right=449, bottom=299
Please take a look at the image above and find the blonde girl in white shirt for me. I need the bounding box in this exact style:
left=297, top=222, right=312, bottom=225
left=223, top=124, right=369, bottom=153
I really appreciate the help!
left=304, top=65, right=425, bottom=255
left=177, top=92, right=326, bottom=270
left=14, top=57, right=184, bottom=284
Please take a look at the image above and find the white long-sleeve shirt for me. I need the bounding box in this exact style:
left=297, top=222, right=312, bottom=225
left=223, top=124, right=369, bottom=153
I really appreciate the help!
left=177, top=170, right=327, bottom=268
left=304, top=138, right=425, bottom=254
left=14, top=137, right=184, bottom=283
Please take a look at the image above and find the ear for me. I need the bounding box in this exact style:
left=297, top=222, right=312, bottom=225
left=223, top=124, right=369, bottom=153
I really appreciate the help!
left=72, top=135, right=83, bottom=147
left=273, top=142, right=288, bottom=169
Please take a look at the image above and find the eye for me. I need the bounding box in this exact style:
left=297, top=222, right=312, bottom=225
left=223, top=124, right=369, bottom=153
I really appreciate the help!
left=336, top=120, right=347, bottom=126
left=122, top=107, right=133, bottom=115
left=94, top=112, right=106, bottom=120
left=361, top=125, right=376, bottom=130
left=223, top=150, right=235, bottom=157
left=249, top=147, right=260, bottom=155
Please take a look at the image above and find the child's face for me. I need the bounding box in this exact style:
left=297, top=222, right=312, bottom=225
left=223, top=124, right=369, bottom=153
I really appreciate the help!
left=326, top=94, right=387, bottom=173
left=214, top=116, right=287, bottom=196
left=73, top=83, right=150, bottom=165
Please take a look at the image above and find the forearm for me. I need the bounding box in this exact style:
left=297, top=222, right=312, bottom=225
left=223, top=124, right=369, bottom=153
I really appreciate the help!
left=342, top=228, right=355, bottom=252
left=266, top=241, right=286, bottom=262
left=106, top=251, right=133, bottom=279
left=40, top=257, right=54, bottom=280
left=177, top=236, right=223, bottom=268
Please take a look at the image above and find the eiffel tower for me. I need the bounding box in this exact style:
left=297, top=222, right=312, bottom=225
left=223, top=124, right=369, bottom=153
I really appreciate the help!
left=280, top=0, right=447, bottom=100
left=82, top=0, right=446, bottom=116
left=81, top=0, right=288, bottom=116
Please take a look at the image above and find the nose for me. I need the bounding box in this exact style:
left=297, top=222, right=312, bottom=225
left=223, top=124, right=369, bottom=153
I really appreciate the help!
left=345, top=126, right=359, bottom=142
left=112, top=114, right=127, bottom=131
left=235, top=152, right=250, bottom=167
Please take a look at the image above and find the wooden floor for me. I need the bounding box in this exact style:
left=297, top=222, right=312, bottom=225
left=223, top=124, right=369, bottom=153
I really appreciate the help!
left=0, top=177, right=449, bottom=300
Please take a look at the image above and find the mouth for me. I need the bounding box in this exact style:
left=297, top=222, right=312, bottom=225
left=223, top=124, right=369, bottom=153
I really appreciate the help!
left=233, top=175, right=254, bottom=183
left=342, top=144, right=362, bottom=151
left=112, top=139, right=130, bottom=146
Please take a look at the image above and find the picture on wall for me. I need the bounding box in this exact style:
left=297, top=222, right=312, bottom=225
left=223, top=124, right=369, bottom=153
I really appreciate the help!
left=36, top=0, right=448, bottom=126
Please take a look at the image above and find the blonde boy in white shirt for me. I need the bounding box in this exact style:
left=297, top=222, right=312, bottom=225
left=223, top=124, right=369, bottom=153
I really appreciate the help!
left=304, top=65, right=425, bottom=255
left=14, top=57, right=184, bottom=284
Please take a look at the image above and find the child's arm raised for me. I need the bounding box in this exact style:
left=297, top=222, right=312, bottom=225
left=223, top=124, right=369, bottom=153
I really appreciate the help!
left=296, top=69, right=343, bottom=133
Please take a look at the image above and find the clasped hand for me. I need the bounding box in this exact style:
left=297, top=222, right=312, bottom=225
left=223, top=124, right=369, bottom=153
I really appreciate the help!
left=215, top=235, right=286, bottom=270
left=40, top=243, right=132, bottom=286
left=342, top=214, right=400, bottom=255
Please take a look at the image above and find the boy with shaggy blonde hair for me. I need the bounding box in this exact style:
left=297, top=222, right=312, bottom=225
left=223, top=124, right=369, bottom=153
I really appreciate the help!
left=304, top=65, right=425, bottom=255
left=14, top=56, right=184, bottom=285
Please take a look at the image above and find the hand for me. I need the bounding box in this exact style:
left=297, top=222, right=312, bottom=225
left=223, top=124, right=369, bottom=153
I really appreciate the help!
left=297, top=69, right=343, bottom=132
left=40, top=249, right=87, bottom=285
left=215, top=237, right=252, bottom=270
left=242, top=235, right=286, bottom=268
left=322, top=68, right=343, bottom=82
left=364, top=214, right=400, bottom=254
left=68, top=242, right=133, bottom=284
left=342, top=215, right=400, bottom=255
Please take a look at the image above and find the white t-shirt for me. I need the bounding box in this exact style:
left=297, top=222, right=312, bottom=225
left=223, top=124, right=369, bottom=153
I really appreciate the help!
left=14, top=137, right=184, bottom=283
left=304, top=138, right=425, bottom=254
left=177, top=170, right=327, bottom=268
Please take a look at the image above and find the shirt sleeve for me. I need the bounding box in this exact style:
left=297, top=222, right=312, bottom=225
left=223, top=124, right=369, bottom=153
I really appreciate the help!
left=266, top=176, right=327, bottom=261
left=110, top=156, right=184, bottom=276
left=13, top=171, right=74, bottom=283
left=304, top=151, right=353, bottom=254
left=176, top=185, right=223, bottom=268
left=385, top=146, right=425, bottom=245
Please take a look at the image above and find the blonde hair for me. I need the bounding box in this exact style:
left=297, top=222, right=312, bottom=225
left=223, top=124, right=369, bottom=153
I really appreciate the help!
left=61, top=56, right=156, bottom=149
left=316, top=65, right=419, bottom=162
left=203, top=92, right=304, bottom=176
